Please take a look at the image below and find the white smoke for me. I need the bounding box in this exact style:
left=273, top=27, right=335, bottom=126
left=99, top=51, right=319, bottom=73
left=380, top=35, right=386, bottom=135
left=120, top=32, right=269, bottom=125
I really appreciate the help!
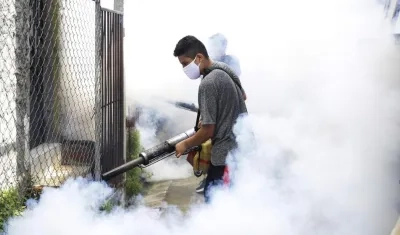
left=132, top=103, right=193, bottom=181
left=135, top=119, right=193, bottom=181
left=4, top=0, right=400, bottom=234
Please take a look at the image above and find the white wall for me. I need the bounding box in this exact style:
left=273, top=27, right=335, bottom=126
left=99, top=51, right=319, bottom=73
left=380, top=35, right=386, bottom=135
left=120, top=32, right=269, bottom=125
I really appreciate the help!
left=0, top=0, right=18, bottom=190
left=0, top=0, right=100, bottom=190
left=58, top=0, right=96, bottom=141
left=101, top=0, right=114, bottom=10
left=1, top=0, right=98, bottom=145
left=0, top=0, right=16, bottom=147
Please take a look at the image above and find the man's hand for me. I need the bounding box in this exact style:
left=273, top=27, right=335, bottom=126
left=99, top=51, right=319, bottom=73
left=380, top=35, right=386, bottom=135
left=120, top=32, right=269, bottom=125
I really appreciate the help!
left=176, top=124, right=214, bottom=158
left=175, top=140, right=188, bottom=158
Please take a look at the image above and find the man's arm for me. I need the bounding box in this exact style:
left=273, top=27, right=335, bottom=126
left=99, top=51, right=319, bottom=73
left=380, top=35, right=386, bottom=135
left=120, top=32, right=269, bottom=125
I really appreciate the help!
left=175, top=124, right=215, bottom=157
left=175, top=78, right=218, bottom=157
left=182, top=124, right=214, bottom=149
left=187, top=78, right=217, bottom=146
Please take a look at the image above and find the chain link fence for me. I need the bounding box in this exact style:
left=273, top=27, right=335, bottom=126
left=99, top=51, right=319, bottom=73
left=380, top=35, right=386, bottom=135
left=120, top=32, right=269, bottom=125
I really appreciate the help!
left=0, top=0, right=104, bottom=208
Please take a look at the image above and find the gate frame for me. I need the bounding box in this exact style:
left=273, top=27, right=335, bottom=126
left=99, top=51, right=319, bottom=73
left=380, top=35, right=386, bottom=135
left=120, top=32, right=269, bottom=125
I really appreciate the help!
left=94, top=0, right=126, bottom=188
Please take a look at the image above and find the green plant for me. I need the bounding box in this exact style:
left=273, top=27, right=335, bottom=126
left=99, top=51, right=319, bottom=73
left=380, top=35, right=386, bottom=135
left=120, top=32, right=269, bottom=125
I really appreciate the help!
left=0, top=188, right=26, bottom=232
left=127, top=128, right=141, bottom=158
left=125, top=128, right=144, bottom=199
left=99, top=200, right=114, bottom=213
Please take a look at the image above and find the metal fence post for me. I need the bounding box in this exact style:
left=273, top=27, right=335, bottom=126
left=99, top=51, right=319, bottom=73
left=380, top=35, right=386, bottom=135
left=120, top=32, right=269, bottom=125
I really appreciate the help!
left=15, top=0, right=32, bottom=197
left=94, top=0, right=102, bottom=181
left=120, top=11, right=126, bottom=206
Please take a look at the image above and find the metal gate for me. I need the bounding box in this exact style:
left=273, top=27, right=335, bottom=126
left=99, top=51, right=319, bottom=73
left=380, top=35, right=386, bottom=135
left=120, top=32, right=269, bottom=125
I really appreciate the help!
left=100, top=8, right=125, bottom=186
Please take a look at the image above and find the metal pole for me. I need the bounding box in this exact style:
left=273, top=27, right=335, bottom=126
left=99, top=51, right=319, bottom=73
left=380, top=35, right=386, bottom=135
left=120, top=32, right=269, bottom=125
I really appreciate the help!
left=94, top=0, right=102, bottom=181
left=15, top=0, right=32, bottom=197
left=120, top=11, right=126, bottom=206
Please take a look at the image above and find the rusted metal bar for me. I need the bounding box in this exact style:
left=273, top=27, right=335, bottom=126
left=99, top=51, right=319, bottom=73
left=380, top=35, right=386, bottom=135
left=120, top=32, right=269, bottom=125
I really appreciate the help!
left=100, top=9, right=103, bottom=173
left=120, top=14, right=126, bottom=176
left=107, top=11, right=112, bottom=182
left=111, top=12, right=116, bottom=183
left=102, top=10, right=109, bottom=180
left=118, top=14, right=124, bottom=172
left=114, top=13, right=120, bottom=179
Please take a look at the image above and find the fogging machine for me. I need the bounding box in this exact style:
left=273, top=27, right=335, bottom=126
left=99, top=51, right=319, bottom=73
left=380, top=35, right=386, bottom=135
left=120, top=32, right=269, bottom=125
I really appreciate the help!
left=165, top=100, right=199, bottom=113
left=102, top=128, right=200, bottom=181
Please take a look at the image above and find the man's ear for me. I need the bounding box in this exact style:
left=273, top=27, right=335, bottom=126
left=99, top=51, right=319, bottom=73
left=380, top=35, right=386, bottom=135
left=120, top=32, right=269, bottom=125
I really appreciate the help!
left=196, top=53, right=205, bottom=61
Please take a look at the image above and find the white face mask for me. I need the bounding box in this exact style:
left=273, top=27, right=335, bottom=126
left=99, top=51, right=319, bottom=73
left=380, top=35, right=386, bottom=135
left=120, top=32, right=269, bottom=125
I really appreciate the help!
left=183, top=57, right=201, bottom=80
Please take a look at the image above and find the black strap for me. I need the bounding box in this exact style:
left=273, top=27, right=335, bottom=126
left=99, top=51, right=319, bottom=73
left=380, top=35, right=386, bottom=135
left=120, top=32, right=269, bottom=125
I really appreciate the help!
left=194, top=67, right=243, bottom=131
left=204, top=67, right=243, bottom=90
left=195, top=109, right=201, bottom=131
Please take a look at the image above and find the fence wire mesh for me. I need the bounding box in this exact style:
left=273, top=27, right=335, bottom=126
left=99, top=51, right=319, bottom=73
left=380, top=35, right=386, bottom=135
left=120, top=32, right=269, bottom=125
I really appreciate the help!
left=0, top=0, right=101, bottom=205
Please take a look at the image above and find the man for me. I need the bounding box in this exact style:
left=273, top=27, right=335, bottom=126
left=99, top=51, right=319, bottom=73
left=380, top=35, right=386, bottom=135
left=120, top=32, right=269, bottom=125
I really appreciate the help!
left=207, top=33, right=242, bottom=77
left=191, top=33, right=246, bottom=193
left=173, top=35, right=248, bottom=203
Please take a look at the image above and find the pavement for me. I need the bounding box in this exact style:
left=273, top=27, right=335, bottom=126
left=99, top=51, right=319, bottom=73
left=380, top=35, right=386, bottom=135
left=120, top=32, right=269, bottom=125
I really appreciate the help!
left=142, top=176, right=400, bottom=235
left=142, top=175, right=205, bottom=213
left=392, top=217, right=400, bottom=235
left=0, top=143, right=91, bottom=191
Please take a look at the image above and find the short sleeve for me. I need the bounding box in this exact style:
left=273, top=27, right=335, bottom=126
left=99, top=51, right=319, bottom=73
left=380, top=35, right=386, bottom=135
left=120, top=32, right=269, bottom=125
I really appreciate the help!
left=198, top=79, right=218, bottom=125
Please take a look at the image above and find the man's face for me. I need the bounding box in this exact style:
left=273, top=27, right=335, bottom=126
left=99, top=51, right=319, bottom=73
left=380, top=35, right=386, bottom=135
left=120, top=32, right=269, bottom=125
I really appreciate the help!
left=178, top=54, right=205, bottom=80
left=178, top=54, right=204, bottom=68
left=178, top=55, right=197, bottom=68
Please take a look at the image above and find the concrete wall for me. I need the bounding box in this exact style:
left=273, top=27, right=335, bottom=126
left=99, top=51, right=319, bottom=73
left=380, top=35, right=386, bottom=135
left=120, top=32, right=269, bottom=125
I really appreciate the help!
left=0, top=0, right=17, bottom=148
left=0, top=0, right=97, bottom=190
left=58, top=0, right=96, bottom=141
left=1, top=0, right=97, bottom=147
left=0, top=0, right=17, bottom=190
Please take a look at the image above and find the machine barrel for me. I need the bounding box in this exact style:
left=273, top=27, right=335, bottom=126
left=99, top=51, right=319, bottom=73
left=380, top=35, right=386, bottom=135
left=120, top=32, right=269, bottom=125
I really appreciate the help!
left=101, top=157, right=144, bottom=181
left=165, top=100, right=199, bottom=113
left=174, top=101, right=199, bottom=113
left=101, top=128, right=196, bottom=181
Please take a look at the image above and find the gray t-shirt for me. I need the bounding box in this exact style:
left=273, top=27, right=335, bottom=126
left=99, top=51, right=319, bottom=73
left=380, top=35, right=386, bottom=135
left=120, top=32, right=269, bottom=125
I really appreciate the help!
left=198, top=61, right=248, bottom=166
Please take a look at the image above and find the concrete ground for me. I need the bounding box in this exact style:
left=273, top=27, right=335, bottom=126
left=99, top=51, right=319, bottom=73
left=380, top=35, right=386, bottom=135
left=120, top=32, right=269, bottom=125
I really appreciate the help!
left=391, top=217, right=400, bottom=235
left=142, top=175, right=205, bottom=213
left=0, top=143, right=90, bottom=190
left=142, top=176, right=400, bottom=234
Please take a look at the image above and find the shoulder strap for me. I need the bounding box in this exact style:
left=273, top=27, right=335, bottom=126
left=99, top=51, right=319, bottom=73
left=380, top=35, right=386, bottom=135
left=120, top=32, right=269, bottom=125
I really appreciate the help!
left=194, top=109, right=201, bottom=132
left=194, top=67, right=243, bottom=131
left=204, top=67, right=243, bottom=90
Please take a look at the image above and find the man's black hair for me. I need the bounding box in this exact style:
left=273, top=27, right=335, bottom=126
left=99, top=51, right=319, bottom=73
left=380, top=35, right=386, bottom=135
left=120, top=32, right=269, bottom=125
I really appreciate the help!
left=173, top=35, right=209, bottom=59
